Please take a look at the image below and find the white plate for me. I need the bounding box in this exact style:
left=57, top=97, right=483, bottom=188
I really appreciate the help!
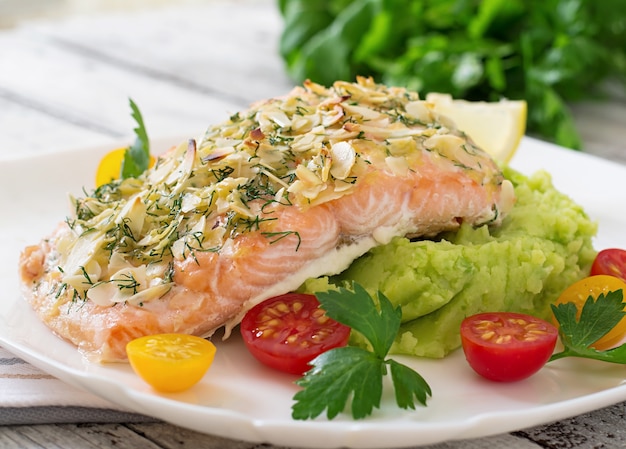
left=1, top=137, right=625, bottom=449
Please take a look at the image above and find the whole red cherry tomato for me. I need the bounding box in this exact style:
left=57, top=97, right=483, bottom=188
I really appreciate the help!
left=460, top=312, right=558, bottom=382
left=240, top=293, right=350, bottom=375
left=591, top=248, right=626, bottom=282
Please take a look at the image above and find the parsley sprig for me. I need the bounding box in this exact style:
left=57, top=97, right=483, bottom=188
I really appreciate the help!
left=291, top=283, right=432, bottom=420
left=120, top=98, right=150, bottom=179
left=278, top=0, right=626, bottom=150
left=550, top=289, right=626, bottom=364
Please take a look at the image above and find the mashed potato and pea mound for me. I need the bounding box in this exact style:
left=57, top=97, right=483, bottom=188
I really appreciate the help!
left=302, top=167, right=597, bottom=358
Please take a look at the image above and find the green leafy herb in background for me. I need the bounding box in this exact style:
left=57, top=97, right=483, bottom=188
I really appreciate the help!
left=120, top=98, right=150, bottom=179
left=277, top=0, right=626, bottom=150
left=292, top=283, right=432, bottom=420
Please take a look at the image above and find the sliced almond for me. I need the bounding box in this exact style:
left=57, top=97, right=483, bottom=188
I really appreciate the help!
left=330, top=141, right=356, bottom=180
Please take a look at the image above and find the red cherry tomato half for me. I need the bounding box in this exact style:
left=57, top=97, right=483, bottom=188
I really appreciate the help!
left=460, top=312, right=558, bottom=382
left=240, top=293, right=350, bottom=375
left=591, top=248, right=626, bottom=282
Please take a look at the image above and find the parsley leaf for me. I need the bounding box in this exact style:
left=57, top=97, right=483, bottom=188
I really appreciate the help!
left=291, top=283, right=432, bottom=420
left=387, top=359, right=432, bottom=410
left=316, top=283, right=400, bottom=359
left=120, top=98, right=150, bottom=179
left=292, top=347, right=383, bottom=420
left=550, top=289, right=626, bottom=363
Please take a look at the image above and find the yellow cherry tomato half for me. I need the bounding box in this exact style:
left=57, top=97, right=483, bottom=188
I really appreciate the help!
left=126, top=334, right=216, bottom=393
left=554, top=275, right=626, bottom=350
left=95, top=147, right=155, bottom=187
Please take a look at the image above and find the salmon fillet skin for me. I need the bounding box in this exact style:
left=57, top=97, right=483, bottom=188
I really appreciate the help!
left=18, top=77, right=515, bottom=362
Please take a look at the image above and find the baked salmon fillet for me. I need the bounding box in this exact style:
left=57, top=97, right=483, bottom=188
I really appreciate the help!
left=19, top=77, right=515, bottom=362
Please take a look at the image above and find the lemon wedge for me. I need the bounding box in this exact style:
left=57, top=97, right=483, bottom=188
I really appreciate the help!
left=95, top=147, right=155, bottom=187
left=426, top=93, right=527, bottom=164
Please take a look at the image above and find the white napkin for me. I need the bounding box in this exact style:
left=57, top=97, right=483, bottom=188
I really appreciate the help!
left=0, top=346, right=154, bottom=424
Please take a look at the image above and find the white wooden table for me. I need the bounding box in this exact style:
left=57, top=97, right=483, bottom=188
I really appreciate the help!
left=1, top=1, right=626, bottom=448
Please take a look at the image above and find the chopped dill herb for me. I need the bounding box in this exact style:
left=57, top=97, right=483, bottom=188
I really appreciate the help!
left=113, top=272, right=141, bottom=294
left=79, top=266, right=94, bottom=285
left=262, top=230, right=302, bottom=251
left=211, top=166, right=235, bottom=182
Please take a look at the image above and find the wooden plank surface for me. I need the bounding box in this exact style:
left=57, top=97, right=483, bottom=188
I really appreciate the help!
left=0, top=0, right=293, bottom=160
left=1, top=1, right=626, bottom=448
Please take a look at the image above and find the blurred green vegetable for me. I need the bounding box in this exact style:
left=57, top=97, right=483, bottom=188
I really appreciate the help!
left=277, top=0, right=626, bottom=149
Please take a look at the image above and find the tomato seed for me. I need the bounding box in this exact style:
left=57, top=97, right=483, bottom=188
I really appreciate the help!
left=316, top=315, right=329, bottom=324
left=286, top=335, right=298, bottom=344
left=267, top=318, right=281, bottom=328
left=508, top=318, right=528, bottom=326
left=275, top=303, right=289, bottom=313
left=495, top=335, right=512, bottom=344
left=475, top=320, right=493, bottom=329
left=292, top=301, right=303, bottom=313
left=312, top=328, right=331, bottom=340
left=481, top=331, right=495, bottom=340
